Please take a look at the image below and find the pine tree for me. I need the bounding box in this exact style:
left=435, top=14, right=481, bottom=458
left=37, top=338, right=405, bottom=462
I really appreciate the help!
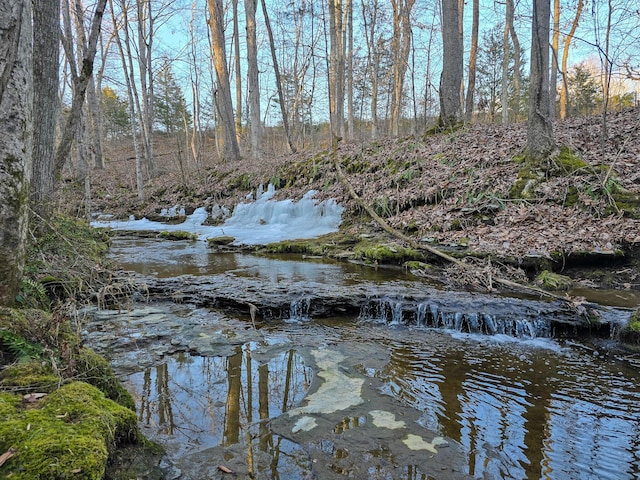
left=155, top=64, right=191, bottom=134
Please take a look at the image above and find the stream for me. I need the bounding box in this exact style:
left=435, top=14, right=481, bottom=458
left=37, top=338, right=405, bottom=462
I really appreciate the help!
left=81, top=237, right=640, bottom=480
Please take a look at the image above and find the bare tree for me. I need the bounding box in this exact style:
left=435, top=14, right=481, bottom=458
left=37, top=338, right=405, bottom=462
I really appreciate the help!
left=31, top=0, right=60, bottom=215
left=207, top=0, right=241, bottom=161
left=361, top=0, right=382, bottom=138
left=54, top=0, right=108, bottom=181
left=0, top=0, right=32, bottom=305
left=244, top=0, right=261, bottom=159
left=260, top=0, right=296, bottom=153
left=501, top=0, right=521, bottom=123
left=439, top=0, right=463, bottom=128
left=328, top=0, right=346, bottom=141
left=464, top=0, right=479, bottom=122
left=559, top=0, right=583, bottom=119
left=390, top=0, right=415, bottom=136
left=550, top=0, right=560, bottom=118
left=527, top=0, right=555, bottom=162
left=232, top=0, right=242, bottom=145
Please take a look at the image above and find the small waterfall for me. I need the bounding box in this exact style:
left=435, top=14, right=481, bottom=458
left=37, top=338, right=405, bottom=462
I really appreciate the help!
left=288, top=297, right=311, bottom=322
left=360, top=299, right=551, bottom=339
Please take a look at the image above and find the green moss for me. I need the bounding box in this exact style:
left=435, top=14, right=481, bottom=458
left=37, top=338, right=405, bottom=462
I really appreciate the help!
left=535, top=270, right=573, bottom=291
left=609, top=190, right=640, bottom=218
left=353, top=243, right=423, bottom=264
left=563, top=185, right=580, bottom=207
left=158, top=230, right=198, bottom=241
left=0, top=361, right=60, bottom=392
left=75, top=348, right=136, bottom=410
left=551, top=146, right=589, bottom=174
left=207, top=235, right=236, bottom=247
left=0, top=382, right=141, bottom=479
left=509, top=165, right=541, bottom=199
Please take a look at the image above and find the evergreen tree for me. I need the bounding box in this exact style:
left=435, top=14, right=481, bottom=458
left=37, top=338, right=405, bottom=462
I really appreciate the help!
left=567, top=63, right=602, bottom=116
left=101, top=87, right=130, bottom=139
left=155, top=64, right=190, bottom=133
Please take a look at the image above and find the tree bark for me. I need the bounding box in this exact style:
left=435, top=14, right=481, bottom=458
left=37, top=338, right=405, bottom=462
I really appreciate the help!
left=0, top=0, right=32, bottom=306
left=328, top=0, right=345, bottom=140
left=244, top=0, right=261, bottom=159
left=31, top=0, right=60, bottom=216
left=207, top=0, right=241, bottom=161
left=232, top=0, right=242, bottom=146
left=439, top=0, right=463, bottom=128
left=54, top=0, right=107, bottom=181
left=550, top=0, right=560, bottom=118
left=527, top=0, right=555, bottom=162
left=390, top=0, right=415, bottom=136
left=464, top=0, right=479, bottom=123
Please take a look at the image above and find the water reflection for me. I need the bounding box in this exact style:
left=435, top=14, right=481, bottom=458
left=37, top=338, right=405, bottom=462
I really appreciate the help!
left=376, top=338, right=640, bottom=480
left=126, top=346, right=313, bottom=476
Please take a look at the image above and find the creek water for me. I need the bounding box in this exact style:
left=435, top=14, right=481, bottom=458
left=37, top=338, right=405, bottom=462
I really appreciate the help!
left=85, top=237, right=640, bottom=480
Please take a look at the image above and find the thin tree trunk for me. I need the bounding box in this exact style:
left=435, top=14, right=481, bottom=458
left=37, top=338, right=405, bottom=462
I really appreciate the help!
left=391, top=0, right=415, bottom=136
left=559, top=0, right=583, bottom=119
left=54, top=0, right=108, bottom=181
left=501, top=1, right=511, bottom=124
left=0, top=0, right=32, bottom=305
left=550, top=0, right=560, bottom=118
left=508, top=1, right=522, bottom=120
left=245, top=0, right=261, bottom=159
left=136, top=0, right=155, bottom=177
left=233, top=0, right=242, bottom=146
left=260, top=0, right=296, bottom=153
left=346, top=0, right=354, bottom=140
left=464, top=0, right=479, bottom=122
left=328, top=0, right=345, bottom=141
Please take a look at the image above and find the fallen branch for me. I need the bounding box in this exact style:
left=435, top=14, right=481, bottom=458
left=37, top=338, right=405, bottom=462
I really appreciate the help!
left=333, top=156, right=574, bottom=304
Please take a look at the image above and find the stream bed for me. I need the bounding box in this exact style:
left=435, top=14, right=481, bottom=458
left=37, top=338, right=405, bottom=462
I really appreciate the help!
left=81, top=237, right=640, bottom=480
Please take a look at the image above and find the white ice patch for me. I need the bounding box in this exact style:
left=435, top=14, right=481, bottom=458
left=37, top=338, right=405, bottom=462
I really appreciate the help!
left=288, top=349, right=364, bottom=416
left=403, top=434, right=449, bottom=453
left=91, top=184, right=344, bottom=246
left=292, top=416, right=318, bottom=433
left=369, top=410, right=406, bottom=429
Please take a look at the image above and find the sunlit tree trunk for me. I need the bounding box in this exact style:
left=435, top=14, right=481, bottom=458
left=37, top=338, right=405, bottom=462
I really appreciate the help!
left=361, top=0, right=380, bottom=139
left=390, top=0, right=416, bottom=136
left=136, top=0, right=155, bottom=177
left=559, top=0, right=583, bottom=119
left=346, top=0, right=354, bottom=140
left=31, top=0, right=59, bottom=216
left=527, top=0, right=555, bottom=162
left=328, top=0, right=345, bottom=140
left=245, top=0, right=261, bottom=159
left=508, top=0, right=522, bottom=120
left=501, top=2, right=511, bottom=124
left=0, top=0, right=32, bottom=306
left=439, top=0, right=463, bottom=128
left=464, top=0, right=479, bottom=122
left=232, top=0, right=242, bottom=145
left=207, top=0, right=241, bottom=161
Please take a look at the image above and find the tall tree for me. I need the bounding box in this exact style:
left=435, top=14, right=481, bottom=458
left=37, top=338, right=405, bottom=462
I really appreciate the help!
left=244, top=0, right=261, bottom=159
left=559, top=0, right=584, bottom=119
left=260, top=0, right=296, bottom=153
left=232, top=0, right=242, bottom=145
left=31, top=0, right=60, bottom=216
left=439, top=0, right=463, bottom=128
left=328, top=0, right=346, bottom=141
left=464, top=0, right=479, bottom=122
left=390, top=0, right=415, bottom=136
left=526, top=0, right=555, bottom=162
left=550, top=0, right=560, bottom=118
left=54, top=0, right=108, bottom=181
left=207, top=0, right=241, bottom=161
left=0, top=0, right=32, bottom=305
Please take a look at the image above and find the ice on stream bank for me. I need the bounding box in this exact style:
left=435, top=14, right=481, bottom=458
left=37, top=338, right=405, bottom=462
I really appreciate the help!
left=91, top=184, right=344, bottom=245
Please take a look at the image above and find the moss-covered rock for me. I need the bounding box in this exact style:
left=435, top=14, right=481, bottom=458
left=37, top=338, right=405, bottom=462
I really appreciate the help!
left=158, top=230, right=198, bottom=241
left=207, top=235, right=236, bottom=247
left=353, top=243, right=424, bottom=265
left=0, top=382, right=141, bottom=479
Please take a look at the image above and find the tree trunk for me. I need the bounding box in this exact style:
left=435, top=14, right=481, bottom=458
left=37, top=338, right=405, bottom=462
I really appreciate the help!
left=31, top=0, right=60, bottom=216
left=439, top=0, right=463, bottom=128
left=501, top=1, right=511, bottom=124
left=136, top=0, right=155, bottom=177
left=550, top=0, right=560, bottom=118
left=464, top=0, right=479, bottom=123
left=0, top=0, right=32, bottom=305
left=527, top=0, right=555, bottom=163
left=207, top=0, right=241, bottom=161
left=328, top=0, right=345, bottom=140
left=233, top=0, right=242, bottom=146
left=559, top=0, right=583, bottom=119
left=508, top=0, right=522, bottom=120
left=346, top=0, right=354, bottom=140
left=361, top=0, right=380, bottom=139
left=390, top=0, right=416, bottom=136
left=244, top=0, right=261, bottom=159
left=260, top=0, right=296, bottom=153
left=54, top=0, right=107, bottom=181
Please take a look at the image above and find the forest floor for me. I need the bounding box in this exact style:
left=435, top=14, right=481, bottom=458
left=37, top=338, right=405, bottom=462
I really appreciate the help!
left=61, top=108, right=640, bottom=290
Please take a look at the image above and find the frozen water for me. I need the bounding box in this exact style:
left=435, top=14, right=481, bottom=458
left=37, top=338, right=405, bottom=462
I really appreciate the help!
left=91, top=184, right=344, bottom=245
